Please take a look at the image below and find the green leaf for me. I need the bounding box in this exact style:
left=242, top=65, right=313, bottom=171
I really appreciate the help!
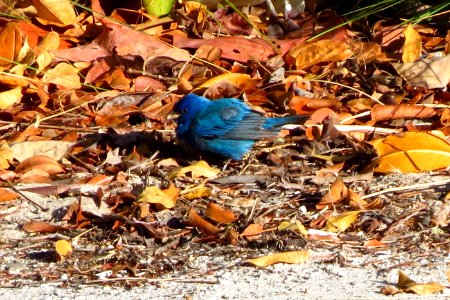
left=143, top=0, right=174, bottom=16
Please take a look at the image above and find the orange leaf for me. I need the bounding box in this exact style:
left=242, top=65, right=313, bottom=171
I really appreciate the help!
left=247, top=250, right=310, bottom=267
left=241, top=223, right=263, bottom=241
left=189, top=208, right=220, bottom=235
left=288, top=39, right=353, bottom=69
left=206, top=202, right=237, bottom=224
left=0, top=188, right=19, bottom=203
left=371, top=104, right=437, bottom=121
left=16, top=155, right=63, bottom=175
left=0, top=22, right=23, bottom=67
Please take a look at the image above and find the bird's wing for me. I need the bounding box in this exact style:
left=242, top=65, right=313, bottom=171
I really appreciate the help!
left=191, top=100, right=250, bottom=138
left=191, top=99, right=276, bottom=140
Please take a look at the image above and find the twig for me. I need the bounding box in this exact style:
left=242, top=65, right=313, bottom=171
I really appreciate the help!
left=361, top=178, right=450, bottom=200
left=7, top=182, right=48, bottom=211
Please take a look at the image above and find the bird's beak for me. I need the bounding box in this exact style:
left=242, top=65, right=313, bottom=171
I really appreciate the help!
left=167, top=111, right=180, bottom=121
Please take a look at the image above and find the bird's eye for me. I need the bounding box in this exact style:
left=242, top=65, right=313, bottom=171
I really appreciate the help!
left=182, top=108, right=188, bottom=113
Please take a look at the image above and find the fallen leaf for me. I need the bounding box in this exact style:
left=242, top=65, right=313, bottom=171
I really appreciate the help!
left=316, top=177, right=348, bottom=209
left=0, top=140, right=13, bottom=169
left=0, top=22, right=23, bottom=66
left=241, top=223, right=263, bottom=241
left=22, top=221, right=66, bottom=233
left=188, top=208, right=220, bottom=235
left=137, top=184, right=179, bottom=209
left=402, top=24, right=422, bottom=63
left=206, top=202, right=237, bottom=224
left=42, top=62, right=81, bottom=90
left=397, top=271, right=445, bottom=295
left=392, top=54, right=450, bottom=89
left=175, top=160, right=220, bottom=179
left=55, top=239, right=72, bottom=259
left=10, top=140, right=75, bottom=162
left=288, top=39, right=353, bottom=69
left=0, top=86, right=23, bottom=109
left=371, top=132, right=450, bottom=173
left=0, top=188, right=19, bottom=202
left=32, top=0, right=78, bottom=27
left=247, top=250, right=310, bottom=267
left=324, top=211, right=360, bottom=233
left=371, top=104, right=437, bottom=121
left=16, top=155, right=64, bottom=175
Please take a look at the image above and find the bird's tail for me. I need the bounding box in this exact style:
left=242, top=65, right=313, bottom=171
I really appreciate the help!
left=263, top=115, right=309, bottom=130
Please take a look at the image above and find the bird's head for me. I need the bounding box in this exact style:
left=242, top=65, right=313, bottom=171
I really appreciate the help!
left=173, top=94, right=209, bottom=135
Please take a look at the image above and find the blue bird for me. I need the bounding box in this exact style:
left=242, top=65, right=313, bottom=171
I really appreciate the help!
left=174, top=94, right=309, bottom=160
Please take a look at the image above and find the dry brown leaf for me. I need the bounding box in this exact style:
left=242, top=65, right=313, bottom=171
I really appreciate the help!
left=22, top=220, right=65, bottom=233
left=288, top=39, right=353, bottom=69
left=10, top=140, right=75, bottom=162
left=206, top=202, right=237, bottom=224
left=16, top=155, right=63, bottom=175
left=247, top=250, right=310, bottom=267
left=371, top=104, right=437, bottom=121
left=316, top=177, right=348, bottom=209
left=402, top=24, right=422, bottom=63
left=392, top=54, right=450, bottom=89
left=189, top=208, right=220, bottom=235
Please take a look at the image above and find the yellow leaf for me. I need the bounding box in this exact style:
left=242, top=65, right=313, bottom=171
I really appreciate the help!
left=137, top=184, right=179, bottom=209
left=398, top=271, right=445, bottom=295
left=55, top=239, right=72, bottom=258
left=402, top=24, right=422, bottom=63
left=42, top=62, right=81, bottom=90
left=196, top=73, right=252, bottom=89
left=182, top=185, right=211, bottom=200
left=247, top=250, right=310, bottom=267
left=324, top=211, right=360, bottom=233
left=175, top=160, right=220, bottom=179
left=0, top=140, right=13, bottom=169
left=32, top=0, right=78, bottom=27
left=0, top=86, right=22, bottom=109
left=278, top=219, right=308, bottom=236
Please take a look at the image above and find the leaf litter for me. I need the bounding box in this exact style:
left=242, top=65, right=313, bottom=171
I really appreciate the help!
left=0, top=0, right=449, bottom=296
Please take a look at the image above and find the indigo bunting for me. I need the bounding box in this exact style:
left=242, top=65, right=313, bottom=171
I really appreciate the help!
left=174, top=94, right=308, bottom=160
